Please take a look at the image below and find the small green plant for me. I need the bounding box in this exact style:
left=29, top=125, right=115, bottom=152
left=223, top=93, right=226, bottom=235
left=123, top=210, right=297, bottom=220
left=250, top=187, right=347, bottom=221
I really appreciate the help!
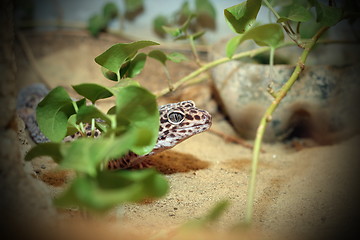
left=153, top=0, right=216, bottom=67
left=88, top=1, right=145, bottom=36
left=24, top=0, right=358, bottom=223
left=222, top=0, right=347, bottom=225
left=88, top=2, right=118, bottom=36
left=153, top=0, right=216, bottom=39
left=152, top=0, right=358, bottom=226
left=25, top=40, right=187, bottom=213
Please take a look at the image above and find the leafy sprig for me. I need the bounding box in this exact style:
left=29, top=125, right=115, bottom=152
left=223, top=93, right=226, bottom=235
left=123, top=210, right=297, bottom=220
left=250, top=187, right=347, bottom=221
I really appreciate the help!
left=24, top=0, right=357, bottom=221
left=224, top=0, right=343, bottom=58
left=24, top=41, right=188, bottom=213
left=153, top=0, right=216, bottom=40
left=222, top=0, right=347, bottom=225
left=88, top=1, right=145, bottom=37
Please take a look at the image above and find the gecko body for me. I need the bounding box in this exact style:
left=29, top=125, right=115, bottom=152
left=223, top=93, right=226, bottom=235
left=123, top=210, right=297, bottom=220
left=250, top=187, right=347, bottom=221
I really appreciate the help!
left=17, top=84, right=212, bottom=169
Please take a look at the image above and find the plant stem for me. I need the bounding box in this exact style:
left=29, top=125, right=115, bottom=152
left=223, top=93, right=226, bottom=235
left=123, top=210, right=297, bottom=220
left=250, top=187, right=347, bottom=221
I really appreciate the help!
left=156, top=41, right=295, bottom=97
left=91, top=118, right=95, bottom=136
left=163, top=65, right=174, bottom=91
left=286, top=21, right=295, bottom=35
left=155, top=38, right=356, bottom=97
left=263, top=0, right=280, bottom=19
left=189, top=35, right=202, bottom=66
left=72, top=101, right=85, bottom=134
left=244, top=26, right=329, bottom=224
left=263, top=0, right=305, bottom=47
left=266, top=47, right=277, bottom=98
left=269, top=47, right=274, bottom=67
left=296, top=22, right=301, bottom=34
left=72, top=100, right=79, bottom=112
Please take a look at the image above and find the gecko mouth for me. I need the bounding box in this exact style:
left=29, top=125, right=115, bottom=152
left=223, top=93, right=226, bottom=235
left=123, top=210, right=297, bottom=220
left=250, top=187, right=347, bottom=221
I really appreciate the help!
left=178, top=123, right=211, bottom=132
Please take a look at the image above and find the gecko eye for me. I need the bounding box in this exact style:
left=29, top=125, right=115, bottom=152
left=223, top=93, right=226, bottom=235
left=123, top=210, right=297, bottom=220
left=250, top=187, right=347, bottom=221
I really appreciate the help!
left=168, top=111, right=185, bottom=124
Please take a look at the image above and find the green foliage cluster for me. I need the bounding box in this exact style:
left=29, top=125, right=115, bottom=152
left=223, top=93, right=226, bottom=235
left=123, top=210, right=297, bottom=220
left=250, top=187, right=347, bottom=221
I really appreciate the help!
left=25, top=41, right=186, bottom=213
left=221, top=0, right=355, bottom=225
left=88, top=1, right=145, bottom=36
left=153, top=0, right=216, bottom=40
left=224, top=0, right=344, bottom=59
left=25, top=0, right=356, bottom=221
left=88, top=2, right=118, bottom=36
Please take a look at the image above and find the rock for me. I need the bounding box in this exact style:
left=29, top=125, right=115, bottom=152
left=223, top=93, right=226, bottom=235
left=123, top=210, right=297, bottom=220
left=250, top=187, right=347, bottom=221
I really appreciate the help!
left=209, top=40, right=360, bottom=143
left=0, top=2, right=56, bottom=237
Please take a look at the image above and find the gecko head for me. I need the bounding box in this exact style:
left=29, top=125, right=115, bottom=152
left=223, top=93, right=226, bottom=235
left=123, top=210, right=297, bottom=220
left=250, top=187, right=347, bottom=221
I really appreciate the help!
left=154, top=100, right=212, bottom=151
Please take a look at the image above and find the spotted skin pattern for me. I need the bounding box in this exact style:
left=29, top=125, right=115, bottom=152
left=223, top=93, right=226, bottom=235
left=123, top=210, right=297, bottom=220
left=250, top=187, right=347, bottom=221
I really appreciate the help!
left=17, top=84, right=212, bottom=169
left=108, top=100, right=212, bottom=169
left=17, top=83, right=50, bottom=143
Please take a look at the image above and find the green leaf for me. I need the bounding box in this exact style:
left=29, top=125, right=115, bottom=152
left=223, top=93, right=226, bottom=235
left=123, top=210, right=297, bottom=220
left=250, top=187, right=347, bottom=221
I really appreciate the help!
left=124, top=0, right=143, bottom=13
left=162, top=14, right=195, bottom=37
left=25, top=142, right=63, bottom=162
left=110, top=79, right=141, bottom=95
left=178, top=13, right=195, bottom=31
left=95, top=122, right=108, bottom=133
left=66, top=115, right=79, bottom=136
left=107, top=106, right=116, bottom=115
left=148, top=50, right=168, bottom=65
left=59, top=136, right=133, bottom=176
left=115, top=85, right=159, bottom=155
left=297, top=20, right=322, bottom=38
left=124, top=0, right=144, bottom=21
left=103, top=2, right=118, bottom=19
left=101, top=67, right=118, bottom=81
left=75, top=98, right=87, bottom=109
left=226, top=24, right=284, bottom=58
left=149, top=50, right=188, bottom=65
left=243, top=23, right=284, bottom=47
left=153, top=15, right=168, bottom=38
left=72, top=83, right=113, bottom=104
left=195, top=0, right=216, bottom=30
left=125, top=53, right=147, bottom=78
left=177, top=1, right=192, bottom=19
left=65, top=99, right=86, bottom=136
left=166, top=52, right=188, bottom=63
left=190, top=30, right=206, bottom=40
left=278, top=4, right=312, bottom=22
left=54, top=169, right=168, bottom=212
left=203, top=200, right=230, bottom=222
left=195, top=0, right=216, bottom=19
left=119, top=60, right=131, bottom=79
left=315, top=1, right=342, bottom=26
left=88, top=15, right=107, bottom=37
left=88, top=2, right=118, bottom=37
left=76, top=105, right=112, bottom=126
left=99, top=166, right=160, bottom=188
left=95, top=41, right=159, bottom=74
left=183, top=200, right=230, bottom=228
left=267, top=0, right=294, bottom=7
left=36, top=87, right=75, bottom=142
left=142, top=170, right=169, bottom=198
left=129, top=127, right=155, bottom=154
left=224, top=0, right=262, bottom=33
left=162, top=25, right=182, bottom=37
left=225, top=35, right=242, bottom=58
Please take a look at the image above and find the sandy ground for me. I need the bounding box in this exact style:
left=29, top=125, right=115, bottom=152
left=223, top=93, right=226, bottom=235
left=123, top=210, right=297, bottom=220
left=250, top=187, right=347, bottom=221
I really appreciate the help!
left=13, top=30, right=360, bottom=239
